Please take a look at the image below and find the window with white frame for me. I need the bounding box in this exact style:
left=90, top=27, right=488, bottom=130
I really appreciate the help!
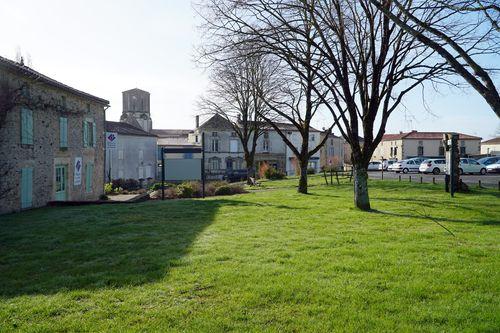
left=211, top=138, right=219, bottom=152
left=230, top=139, right=239, bottom=153
left=209, top=157, right=221, bottom=170
left=263, top=139, right=270, bottom=152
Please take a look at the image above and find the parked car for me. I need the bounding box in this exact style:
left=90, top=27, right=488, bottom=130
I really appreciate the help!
left=477, top=156, right=500, bottom=166
left=378, top=160, right=396, bottom=171
left=387, top=161, right=397, bottom=172
left=419, top=159, right=446, bottom=174
left=486, top=162, right=500, bottom=173
left=368, top=161, right=382, bottom=171
left=444, top=158, right=487, bottom=175
left=392, top=158, right=426, bottom=173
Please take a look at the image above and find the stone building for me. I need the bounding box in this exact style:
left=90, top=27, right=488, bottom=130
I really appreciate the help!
left=189, top=114, right=323, bottom=179
left=120, top=88, right=152, bottom=132
left=319, top=131, right=345, bottom=169
left=284, top=127, right=322, bottom=175
left=0, top=55, right=109, bottom=214
left=105, top=121, right=157, bottom=182
left=192, top=114, right=246, bottom=180
left=371, top=130, right=482, bottom=161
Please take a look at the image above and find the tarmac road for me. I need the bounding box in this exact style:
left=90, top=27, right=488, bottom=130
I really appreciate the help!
left=368, top=170, right=500, bottom=189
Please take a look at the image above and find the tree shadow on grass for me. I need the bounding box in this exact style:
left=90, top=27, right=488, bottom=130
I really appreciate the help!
left=369, top=209, right=499, bottom=226
left=0, top=198, right=261, bottom=298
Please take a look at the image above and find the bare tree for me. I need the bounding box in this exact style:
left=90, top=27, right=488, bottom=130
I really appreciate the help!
left=199, top=52, right=274, bottom=184
left=370, top=0, right=500, bottom=117
left=198, top=0, right=334, bottom=194
left=257, top=59, right=333, bottom=194
left=198, top=0, right=450, bottom=209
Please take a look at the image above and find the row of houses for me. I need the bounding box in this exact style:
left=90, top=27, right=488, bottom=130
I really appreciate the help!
left=108, top=88, right=346, bottom=182
left=1, top=56, right=498, bottom=214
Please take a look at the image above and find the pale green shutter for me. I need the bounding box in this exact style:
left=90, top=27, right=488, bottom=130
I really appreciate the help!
left=83, top=121, right=88, bottom=147
left=59, top=117, right=68, bottom=148
left=21, top=168, right=33, bottom=209
left=85, top=163, right=93, bottom=193
left=92, top=122, right=97, bottom=147
left=21, top=108, right=33, bottom=145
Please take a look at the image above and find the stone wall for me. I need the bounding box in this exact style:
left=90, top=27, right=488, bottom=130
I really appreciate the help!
left=0, top=69, right=107, bottom=214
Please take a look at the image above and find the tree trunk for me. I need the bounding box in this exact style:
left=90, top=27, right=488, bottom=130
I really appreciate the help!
left=353, top=164, right=370, bottom=210
left=298, top=159, right=308, bottom=194
left=245, top=157, right=255, bottom=185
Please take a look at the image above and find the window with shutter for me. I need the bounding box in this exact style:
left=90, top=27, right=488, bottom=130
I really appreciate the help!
left=21, top=168, right=33, bottom=209
left=21, top=108, right=33, bottom=145
left=83, top=121, right=89, bottom=147
left=59, top=117, right=68, bottom=148
left=85, top=163, right=93, bottom=193
left=92, top=122, right=97, bottom=147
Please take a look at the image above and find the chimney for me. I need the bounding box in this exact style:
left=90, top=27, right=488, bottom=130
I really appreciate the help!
left=195, top=115, right=199, bottom=128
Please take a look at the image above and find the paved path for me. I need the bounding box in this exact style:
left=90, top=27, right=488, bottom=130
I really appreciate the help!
left=368, top=171, right=500, bottom=189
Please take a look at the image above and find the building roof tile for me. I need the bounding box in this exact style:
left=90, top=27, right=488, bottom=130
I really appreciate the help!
left=105, top=121, right=157, bottom=137
left=382, top=130, right=481, bottom=141
left=0, top=55, right=109, bottom=105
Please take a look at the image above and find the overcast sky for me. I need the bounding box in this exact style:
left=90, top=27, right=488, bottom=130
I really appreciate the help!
left=0, top=0, right=498, bottom=140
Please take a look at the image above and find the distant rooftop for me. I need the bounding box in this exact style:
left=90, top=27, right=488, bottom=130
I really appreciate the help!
left=382, top=130, right=481, bottom=141
left=482, top=137, right=500, bottom=144
left=105, top=121, right=156, bottom=137
left=0, top=55, right=109, bottom=105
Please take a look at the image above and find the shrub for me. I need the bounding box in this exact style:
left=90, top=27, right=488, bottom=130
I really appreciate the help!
left=307, top=167, right=316, bottom=175
left=111, top=178, right=140, bottom=191
left=214, top=185, right=232, bottom=196
left=104, top=183, right=114, bottom=195
left=258, top=162, right=270, bottom=179
left=214, top=184, right=246, bottom=196
left=264, top=167, right=286, bottom=180
left=206, top=180, right=229, bottom=196
left=150, top=182, right=177, bottom=191
left=176, top=182, right=201, bottom=198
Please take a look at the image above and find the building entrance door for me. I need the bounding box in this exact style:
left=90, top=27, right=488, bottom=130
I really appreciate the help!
left=55, top=165, right=67, bottom=201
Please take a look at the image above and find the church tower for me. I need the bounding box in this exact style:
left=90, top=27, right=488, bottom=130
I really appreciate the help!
left=120, top=88, right=152, bottom=132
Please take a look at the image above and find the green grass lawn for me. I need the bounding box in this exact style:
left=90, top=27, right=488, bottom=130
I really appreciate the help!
left=1, top=176, right=499, bottom=332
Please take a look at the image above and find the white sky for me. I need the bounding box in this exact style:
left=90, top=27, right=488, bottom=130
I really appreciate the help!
left=0, top=0, right=498, bottom=139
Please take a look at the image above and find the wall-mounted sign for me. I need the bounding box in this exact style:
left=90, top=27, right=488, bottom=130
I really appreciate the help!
left=74, top=157, right=82, bottom=186
left=106, top=132, right=118, bottom=149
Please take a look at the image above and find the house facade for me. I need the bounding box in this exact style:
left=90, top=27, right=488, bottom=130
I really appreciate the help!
left=371, top=130, right=482, bottom=161
left=0, top=56, right=108, bottom=214
left=481, top=137, right=500, bottom=156
left=190, top=115, right=323, bottom=179
left=191, top=115, right=246, bottom=180
left=285, top=129, right=322, bottom=175
left=105, top=121, right=157, bottom=182
left=319, top=131, right=345, bottom=170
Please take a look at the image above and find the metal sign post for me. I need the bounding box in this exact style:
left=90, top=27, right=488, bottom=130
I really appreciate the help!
left=444, top=133, right=459, bottom=197
left=201, top=132, right=205, bottom=198
left=161, top=147, right=165, bottom=200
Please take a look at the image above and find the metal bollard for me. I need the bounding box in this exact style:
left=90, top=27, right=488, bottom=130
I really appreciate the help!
left=420, top=176, right=423, bottom=184
left=409, top=176, right=412, bottom=183
left=433, top=177, right=435, bottom=184
left=399, top=175, right=401, bottom=182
